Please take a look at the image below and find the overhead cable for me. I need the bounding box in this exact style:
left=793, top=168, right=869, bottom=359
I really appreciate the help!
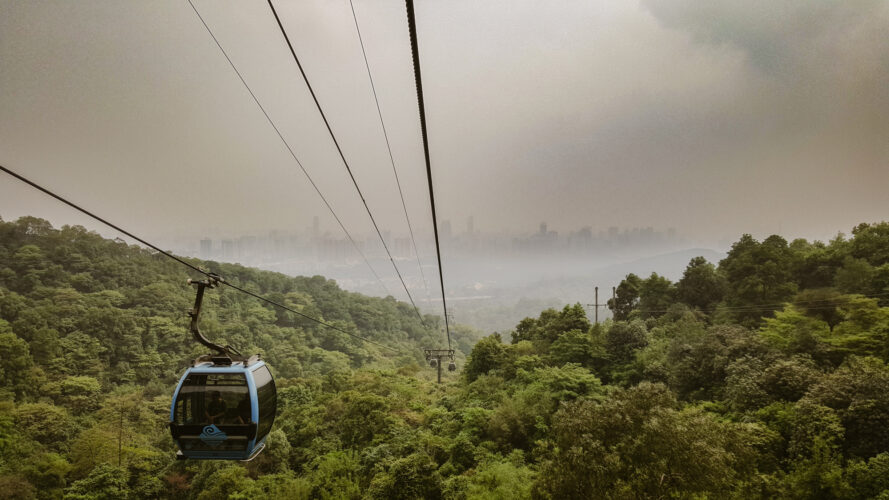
left=0, top=164, right=399, bottom=353
left=265, top=0, right=426, bottom=325
left=186, top=0, right=391, bottom=297
left=405, top=0, right=452, bottom=350
left=348, top=0, right=431, bottom=304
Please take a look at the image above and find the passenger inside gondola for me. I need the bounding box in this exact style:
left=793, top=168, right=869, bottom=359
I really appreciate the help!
left=205, top=391, right=226, bottom=424
left=236, top=396, right=251, bottom=424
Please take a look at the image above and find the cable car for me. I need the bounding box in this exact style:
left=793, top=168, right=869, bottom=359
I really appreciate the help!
left=169, top=277, right=277, bottom=460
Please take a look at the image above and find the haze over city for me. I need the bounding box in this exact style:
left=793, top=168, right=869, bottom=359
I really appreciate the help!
left=2, top=0, right=888, bottom=329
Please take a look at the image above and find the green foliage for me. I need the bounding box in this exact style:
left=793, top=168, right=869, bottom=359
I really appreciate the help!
left=327, top=391, right=393, bottom=447
left=5, top=216, right=889, bottom=498
left=367, top=452, right=441, bottom=500
left=0, top=327, right=35, bottom=400
left=804, top=356, right=889, bottom=459
left=604, top=319, right=648, bottom=367
left=665, top=324, right=764, bottom=401
left=510, top=304, right=590, bottom=345
left=721, top=235, right=800, bottom=325
left=464, top=334, right=508, bottom=383
left=547, top=328, right=600, bottom=368
left=64, top=464, right=129, bottom=500
left=835, top=257, right=876, bottom=294
left=759, top=306, right=831, bottom=355
left=14, top=403, right=73, bottom=449
left=850, top=222, right=889, bottom=267
left=677, top=256, right=726, bottom=310
left=462, top=458, right=534, bottom=499
left=637, top=272, right=676, bottom=318
left=536, top=383, right=763, bottom=499
left=193, top=466, right=250, bottom=500
left=607, top=273, right=641, bottom=321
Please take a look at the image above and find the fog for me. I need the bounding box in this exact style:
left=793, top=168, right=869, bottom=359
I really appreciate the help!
left=2, top=0, right=887, bottom=330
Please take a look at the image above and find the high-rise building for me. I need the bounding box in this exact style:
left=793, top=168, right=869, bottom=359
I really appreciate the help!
left=200, top=238, right=212, bottom=258
left=221, top=239, right=236, bottom=260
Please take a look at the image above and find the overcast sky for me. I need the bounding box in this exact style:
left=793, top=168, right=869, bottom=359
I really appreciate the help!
left=2, top=0, right=888, bottom=250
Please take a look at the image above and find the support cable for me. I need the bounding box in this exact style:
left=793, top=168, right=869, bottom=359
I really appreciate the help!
left=0, top=164, right=399, bottom=353
left=266, top=0, right=426, bottom=325
left=347, top=0, right=431, bottom=304
left=186, top=0, right=391, bottom=297
left=405, top=0, right=451, bottom=349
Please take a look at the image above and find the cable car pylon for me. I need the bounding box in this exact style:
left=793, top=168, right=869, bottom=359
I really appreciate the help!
left=424, top=348, right=456, bottom=384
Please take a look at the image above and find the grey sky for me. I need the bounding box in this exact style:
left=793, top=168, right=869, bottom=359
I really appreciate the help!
left=2, top=0, right=888, bottom=251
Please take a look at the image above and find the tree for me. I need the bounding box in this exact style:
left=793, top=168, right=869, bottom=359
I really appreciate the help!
left=64, top=464, right=129, bottom=500
left=759, top=306, right=831, bottom=361
left=41, top=376, right=102, bottom=415
left=665, top=324, right=765, bottom=401
left=719, top=234, right=799, bottom=325
left=834, top=257, right=875, bottom=294
left=792, top=236, right=848, bottom=290
left=604, top=320, right=648, bottom=367
left=194, top=466, right=252, bottom=500
left=608, top=274, right=641, bottom=321
left=548, top=329, right=596, bottom=366
left=636, top=273, right=675, bottom=318
left=511, top=304, right=590, bottom=345
left=725, top=356, right=820, bottom=411
left=328, top=391, right=393, bottom=447
left=677, top=256, right=726, bottom=310
left=535, top=383, right=763, bottom=499
left=367, top=452, right=442, bottom=500
left=0, top=326, right=35, bottom=399
left=803, top=356, right=889, bottom=459
left=850, top=222, right=889, bottom=266
left=827, top=297, right=889, bottom=361
left=464, top=334, right=508, bottom=382
left=20, top=452, right=71, bottom=500
left=13, top=403, right=73, bottom=449
left=462, top=459, right=534, bottom=500
left=0, top=474, right=37, bottom=500
left=793, top=288, right=846, bottom=329
left=844, top=452, right=889, bottom=500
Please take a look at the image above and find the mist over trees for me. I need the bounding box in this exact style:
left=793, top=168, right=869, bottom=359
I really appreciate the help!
left=3, top=216, right=889, bottom=498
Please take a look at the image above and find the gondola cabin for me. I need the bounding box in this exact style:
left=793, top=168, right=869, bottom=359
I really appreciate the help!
left=169, top=356, right=276, bottom=460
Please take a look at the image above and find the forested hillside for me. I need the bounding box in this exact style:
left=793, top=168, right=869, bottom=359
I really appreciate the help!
left=0, top=216, right=474, bottom=498
left=3, top=216, right=889, bottom=499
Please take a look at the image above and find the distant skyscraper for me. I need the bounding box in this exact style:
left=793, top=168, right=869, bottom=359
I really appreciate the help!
left=221, top=239, right=236, bottom=260
left=312, top=216, right=319, bottom=237
left=442, top=220, right=452, bottom=240
left=539, top=222, right=547, bottom=235
left=200, top=238, right=212, bottom=258
left=467, top=216, right=474, bottom=235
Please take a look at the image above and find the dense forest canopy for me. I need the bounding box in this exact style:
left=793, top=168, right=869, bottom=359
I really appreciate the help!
left=3, top=215, right=889, bottom=499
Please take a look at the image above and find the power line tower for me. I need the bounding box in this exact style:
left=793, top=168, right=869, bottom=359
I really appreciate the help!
left=587, top=286, right=618, bottom=324
left=586, top=286, right=602, bottom=324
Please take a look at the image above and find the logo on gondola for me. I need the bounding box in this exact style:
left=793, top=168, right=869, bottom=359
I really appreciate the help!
left=199, top=425, right=227, bottom=447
